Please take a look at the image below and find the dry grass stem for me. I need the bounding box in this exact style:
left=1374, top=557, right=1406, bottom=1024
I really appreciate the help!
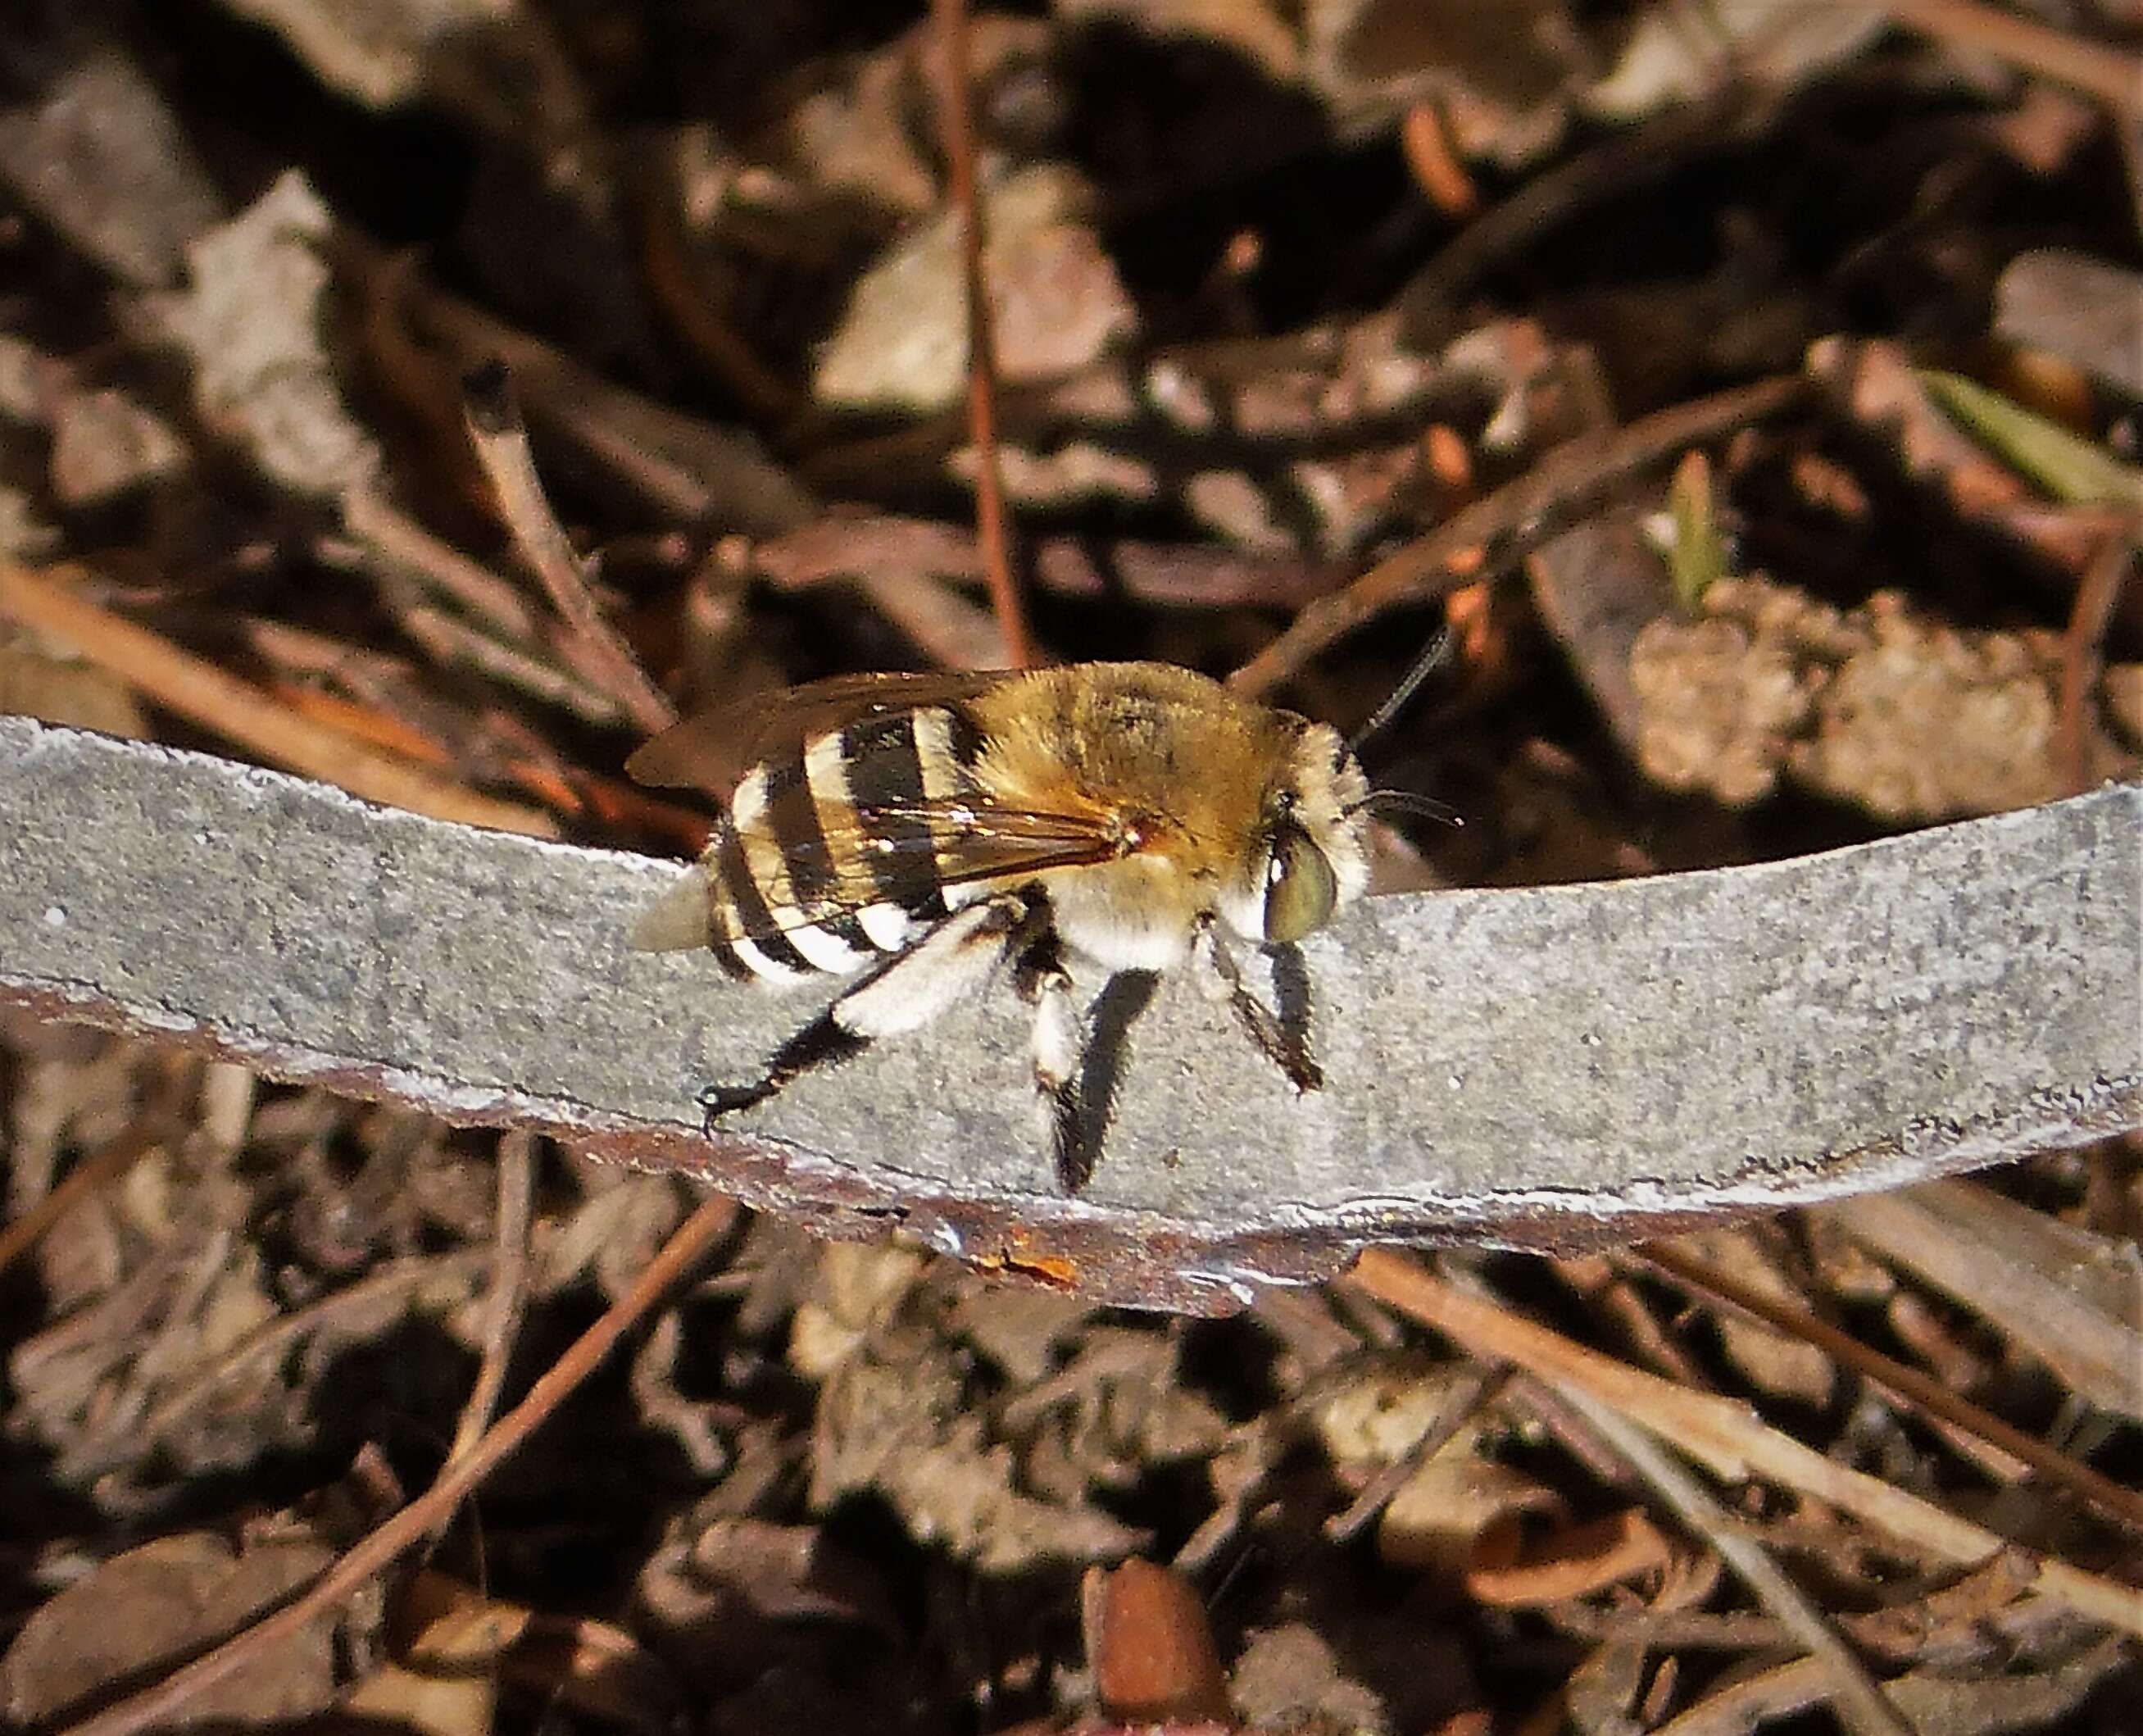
left=1637, top=1239, right=2143, bottom=1535
left=1547, top=1379, right=1918, bottom=1736
left=1886, top=0, right=2143, bottom=121
left=461, top=365, right=678, bottom=734
left=443, top=1129, right=537, bottom=1475
left=0, top=557, right=558, bottom=836
left=1347, top=1249, right=2143, bottom=1640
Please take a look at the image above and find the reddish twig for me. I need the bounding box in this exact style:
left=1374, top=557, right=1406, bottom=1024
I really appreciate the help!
left=1227, top=375, right=1809, bottom=698
left=928, top=0, right=1036, bottom=670
left=633, top=175, right=804, bottom=427
left=56, top=1190, right=741, bottom=1736
left=1635, top=1239, right=2143, bottom=1536
left=2058, top=529, right=2136, bottom=793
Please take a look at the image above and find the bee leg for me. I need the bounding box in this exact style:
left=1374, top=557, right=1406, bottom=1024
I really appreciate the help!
left=698, top=1017, right=867, bottom=1121
left=1010, top=920, right=1092, bottom=1192
left=1203, top=924, right=1323, bottom=1093
left=698, top=900, right=1024, bottom=1128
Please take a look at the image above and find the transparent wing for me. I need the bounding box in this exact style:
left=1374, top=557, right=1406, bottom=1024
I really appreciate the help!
left=626, top=669, right=1016, bottom=799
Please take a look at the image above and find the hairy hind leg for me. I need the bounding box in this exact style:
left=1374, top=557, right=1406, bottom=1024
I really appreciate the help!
left=1010, top=918, right=1092, bottom=1191
left=698, top=898, right=1026, bottom=1129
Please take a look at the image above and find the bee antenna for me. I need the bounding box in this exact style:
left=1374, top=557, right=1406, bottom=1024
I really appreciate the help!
left=1347, top=627, right=1455, bottom=753
left=1352, top=788, right=1464, bottom=828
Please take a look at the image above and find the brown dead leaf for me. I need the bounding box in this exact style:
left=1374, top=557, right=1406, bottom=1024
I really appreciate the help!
left=788, top=1239, right=932, bottom=1378
left=0, top=46, right=224, bottom=288
left=1001, top=1325, right=1230, bottom=1503
left=1996, top=250, right=2143, bottom=399
left=634, top=1511, right=901, bottom=1705
left=0, top=1530, right=338, bottom=1725
left=1528, top=506, right=1679, bottom=754
left=1313, top=0, right=1578, bottom=167
left=48, top=387, right=188, bottom=507
left=152, top=171, right=381, bottom=500
left=1378, top=1452, right=1569, bottom=1579
left=810, top=1335, right=1146, bottom=1573
left=1306, top=1366, right=1568, bottom=1579
left=814, top=164, right=1136, bottom=413
left=683, top=1516, right=900, bottom=1633
left=1463, top=1507, right=1674, bottom=1607
left=535, top=1167, right=689, bottom=1304
left=944, top=1275, right=1092, bottom=1383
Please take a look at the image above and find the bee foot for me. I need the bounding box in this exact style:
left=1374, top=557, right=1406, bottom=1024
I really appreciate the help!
left=697, top=1081, right=770, bottom=1127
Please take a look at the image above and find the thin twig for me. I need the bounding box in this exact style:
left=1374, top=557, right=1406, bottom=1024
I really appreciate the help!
left=928, top=0, right=1037, bottom=671
left=1345, top=1249, right=2143, bottom=1638
left=1543, top=1377, right=1918, bottom=1736
left=57, top=1190, right=740, bottom=1736
left=2058, top=529, right=2136, bottom=794
left=1227, top=375, right=1809, bottom=698
left=0, top=557, right=557, bottom=837
left=443, top=1129, right=537, bottom=1477
left=396, top=603, right=630, bottom=727
left=341, top=483, right=540, bottom=642
left=1636, top=1240, right=2143, bottom=1536
left=1323, top=1364, right=1509, bottom=1543
left=461, top=362, right=678, bottom=734
left=1882, top=0, right=2143, bottom=121
left=0, top=1127, right=159, bottom=1280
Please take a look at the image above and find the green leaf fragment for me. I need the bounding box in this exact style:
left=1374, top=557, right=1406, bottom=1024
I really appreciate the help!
left=1918, top=369, right=2143, bottom=511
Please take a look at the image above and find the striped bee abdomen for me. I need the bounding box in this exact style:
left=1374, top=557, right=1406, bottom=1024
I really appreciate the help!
left=690, top=702, right=992, bottom=984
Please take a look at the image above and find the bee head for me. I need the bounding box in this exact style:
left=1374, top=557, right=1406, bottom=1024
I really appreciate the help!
left=1223, top=720, right=1372, bottom=947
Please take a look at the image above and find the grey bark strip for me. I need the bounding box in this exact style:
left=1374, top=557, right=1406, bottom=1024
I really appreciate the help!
left=0, top=716, right=2136, bottom=1312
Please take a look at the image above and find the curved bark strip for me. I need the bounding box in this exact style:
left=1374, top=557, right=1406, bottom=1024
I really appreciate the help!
left=1, top=716, right=2135, bottom=1311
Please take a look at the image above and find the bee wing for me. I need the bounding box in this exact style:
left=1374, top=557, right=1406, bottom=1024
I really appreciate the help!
left=820, top=798, right=1120, bottom=888
left=626, top=669, right=1017, bottom=799
left=712, top=795, right=1119, bottom=947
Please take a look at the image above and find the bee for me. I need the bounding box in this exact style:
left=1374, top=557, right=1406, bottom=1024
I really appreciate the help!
left=626, top=661, right=1374, bottom=1191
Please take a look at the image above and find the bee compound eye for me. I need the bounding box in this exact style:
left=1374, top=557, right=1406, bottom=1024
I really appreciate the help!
left=1262, top=826, right=1337, bottom=944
